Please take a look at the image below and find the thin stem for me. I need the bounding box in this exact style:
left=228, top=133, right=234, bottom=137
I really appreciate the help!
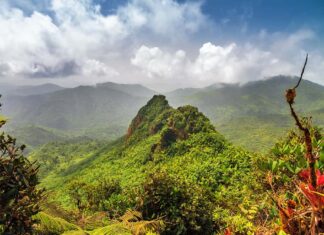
left=294, top=53, right=308, bottom=89
left=286, top=54, right=316, bottom=189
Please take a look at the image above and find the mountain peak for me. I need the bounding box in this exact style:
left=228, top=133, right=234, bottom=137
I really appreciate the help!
left=127, top=95, right=171, bottom=138
left=145, top=95, right=169, bottom=107
left=126, top=95, right=216, bottom=148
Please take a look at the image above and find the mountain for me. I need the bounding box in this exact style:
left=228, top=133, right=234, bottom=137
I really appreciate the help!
left=166, top=76, right=324, bottom=151
left=7, top=125, right=68, bottom=150
left=2, top=76, right=324, bottom=151
left=0, top=83, right=64, bottom=96
left=96, top=81, right=156, bottom=97
left=167, top=76, right=324, bottom=119
left=2, top=84, right=153, bottom=132
left=30, top=95, right=261, bottom=234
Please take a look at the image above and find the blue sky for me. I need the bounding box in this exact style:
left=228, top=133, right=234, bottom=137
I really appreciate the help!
left=97, top=0, right=324, bottom=41
left=0, top=0, right=323, bottom=90
left=203, top=0, right=324, bottom=35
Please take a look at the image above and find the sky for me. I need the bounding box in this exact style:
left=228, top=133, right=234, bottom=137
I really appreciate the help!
left=0, top=0, right=324, bottom=91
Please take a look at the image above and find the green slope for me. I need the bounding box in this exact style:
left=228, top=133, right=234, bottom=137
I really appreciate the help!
left=5, top=125, right=68, bottom=150
left=3, top=76, right=324, bottom=152
left=167, top=76, right=324, bottom=151
left=30, top=95, right=263, bottom=234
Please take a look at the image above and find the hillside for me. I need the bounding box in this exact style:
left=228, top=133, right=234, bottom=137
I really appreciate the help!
left=2, top=76, right=324, bottom=151
left=167, top=76, right=324, bottom=150
left=30, top=95, right=263, bottom=234
left=3, top=85, right=150, bottom=131
left=7, top=125, right=68, bottom=150
left=167, top=76, right=324, bottom=118
left=0, top=83, right=64, bottom=96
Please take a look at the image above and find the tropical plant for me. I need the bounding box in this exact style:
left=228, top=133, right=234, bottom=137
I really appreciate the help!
left=138, top=171, right=215, bottom=235
left=269, top=55, right=324, bottom=234
left=0, top=95, right=43, bottom=234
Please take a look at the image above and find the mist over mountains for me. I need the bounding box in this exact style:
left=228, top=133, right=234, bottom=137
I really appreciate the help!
left=1, top=75, right=324, bottom=151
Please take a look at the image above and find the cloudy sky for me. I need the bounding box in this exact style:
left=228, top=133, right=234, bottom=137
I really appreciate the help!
left=0, top=0, right=324, bottom=91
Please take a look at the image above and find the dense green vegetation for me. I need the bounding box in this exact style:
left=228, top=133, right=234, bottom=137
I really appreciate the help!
left=1, top=77, right=323, bottom=234
left=27, top=95, right=267, bottom=234
left=2, top=77, right=324, bottom=152
left=0, top=100, right=43, bottom=235
left=168, top=76, right=324, bottom=151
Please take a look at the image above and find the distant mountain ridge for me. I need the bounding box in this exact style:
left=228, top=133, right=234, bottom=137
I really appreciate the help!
left=1, top=76, right=324, bottom=151
left=0, top=83, right=64, bottom=96
left=96, top=81, right=156, bottom=97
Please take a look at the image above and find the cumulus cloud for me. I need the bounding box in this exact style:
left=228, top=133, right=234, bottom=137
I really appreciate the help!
left=131, top=46, right=187, bottom=78
left=131, top=29, right=324, bottom=87
left=0, top=0, right=323, bottom=89
left=0, top=0, right=207, bottom=81
left=118, top=0, right=207, bottom=37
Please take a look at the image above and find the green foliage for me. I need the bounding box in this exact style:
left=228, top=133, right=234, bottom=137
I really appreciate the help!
left=119, top=210, right=164, bottom=235
left=29, top=138, right=104, bottom=178
left=127, top=95, right=171, bottom=142
left=0, top=96, right=43, bottom=235
left=33, top=212, right=82, bottom=235
left=89, top=224, right=131, bottom=235
left=67, top=179, right=122, bottom=213
left=168, top=76, right=324, bottom=151
left=6, top=125, right=68, bottom=150
left=262, top=122, right=323, bottom=187
left=29, top=95, right=266, bottom=234
left=3, top=76, right=324, bottom=152
left=62, top=231, right=88, bottom=235
left=139, top=171, right=215, bottom=235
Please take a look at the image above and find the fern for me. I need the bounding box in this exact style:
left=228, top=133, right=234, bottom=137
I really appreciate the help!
left=33, top=212, right=82, bottom=234
left=120, top=210, right=164, bottom=235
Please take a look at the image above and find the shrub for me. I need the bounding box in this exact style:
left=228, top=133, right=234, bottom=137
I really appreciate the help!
left=0, top=96, right=43, bottom=234
left=67, top=179, right=122, bottom=213
left=33, top=212, right=82, bottom=235
left=138, top=171, right=215, bottom=235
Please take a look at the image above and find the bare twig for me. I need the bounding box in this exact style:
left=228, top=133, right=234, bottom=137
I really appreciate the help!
left=294, top=53, right=308, bottom=89
left=285, top=54, right=316, bottom=189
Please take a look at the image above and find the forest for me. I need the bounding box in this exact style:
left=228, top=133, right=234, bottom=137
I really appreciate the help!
left=1, top=58, right=324, bottom=235
left=2, top=0, right=324, bottom=234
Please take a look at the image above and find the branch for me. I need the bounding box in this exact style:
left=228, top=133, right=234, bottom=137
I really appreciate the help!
left=285, top=54, right=316, bottom=189
left=294, top=53, right=308, bottom=89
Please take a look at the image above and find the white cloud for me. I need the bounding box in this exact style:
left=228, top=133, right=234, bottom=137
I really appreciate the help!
left=119, top=0, right=207, bottom=37
left=0, top=0, right=208, bottom=81
left=82, top=59, right=119, bottom=77
left=131, top=45, right=186, bottom=78
left=131, top=29, right=324, bottom=88
left=0, top=0, right=323, bottom=89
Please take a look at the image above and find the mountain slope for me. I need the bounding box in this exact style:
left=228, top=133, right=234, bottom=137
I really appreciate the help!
left=167, top=76, right=324, bottom=120
left=167, top=76, right=324, bottom=150
left=0, top=83, right=64, bottom=96
left=96, top=81, right=156, bottom=97
left=30, top=95, right=262, bottom=234
left=3, top=76, right=324, bottom=151
left=3, top=85, right=151, bottom=131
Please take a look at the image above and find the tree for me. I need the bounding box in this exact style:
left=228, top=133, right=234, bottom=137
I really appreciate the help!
left=0, top=95, right=43, bottom=235
left=138, top=171, right=215, bottom=235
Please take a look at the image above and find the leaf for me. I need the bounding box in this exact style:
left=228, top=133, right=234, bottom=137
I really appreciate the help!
left=278, top=230, right=288, bottom=235
left=285, top=163, right=295, bottom=174
left=271, top=161, right=278, bottom=172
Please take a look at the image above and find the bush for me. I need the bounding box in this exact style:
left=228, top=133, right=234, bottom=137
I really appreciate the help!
left=33, top=212, right=82, bottom=235
left=67, top=179, right=122, bottom=213
left=0, top=96, right=43, bottom=234
left=138, top=171, right=215, bottom=235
